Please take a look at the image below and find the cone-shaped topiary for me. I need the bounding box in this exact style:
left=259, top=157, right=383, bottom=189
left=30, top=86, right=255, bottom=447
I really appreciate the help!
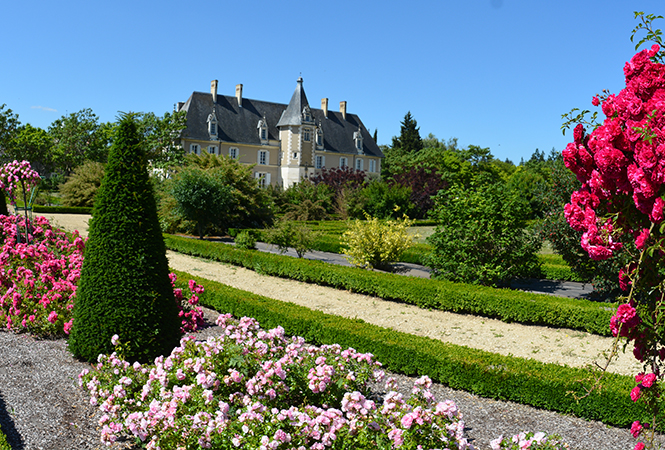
left=68, top=113, right=181, bottom=363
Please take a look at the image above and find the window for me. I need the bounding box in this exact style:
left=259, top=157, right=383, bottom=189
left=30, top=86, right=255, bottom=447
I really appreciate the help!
left=261, top=128, right=267, bottom=140
left=292, top=152, right=298, bottom=160
left=316, top=132, right=323, bottom=146
left=339, top=157, right=347, bottom=168
left=255, top=172, right=271, bottom=188
left=303, top=128, right=311, bottom=142
left=315, top=155, right=325, bottom=169
left=369, top=159, right=376, bottom=173
left=355, top=158, right=363, bottom=171
left=190, top=144, right=200, bottom=155
left=209, top=122, right=217, bottom=136
left=258, top=150, right=268, bottom=165
left=229, top=147, right=238, bottom=159
left=208, top=146, right=217, bottom=155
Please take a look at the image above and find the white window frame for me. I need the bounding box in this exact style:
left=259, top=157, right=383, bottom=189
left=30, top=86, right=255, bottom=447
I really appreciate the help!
left=355, top=158, right=363, bottom=171
left=369, top=159, right=376, bottom=173
left=229, top=147, right=239, bottom=159
left=258, top=150, right=269, bottom=165
left=190, top=144, right=200, bottom=155
left=208, top=145, right=217, bottom=155
left=260, top=128, right=267, bottom=140
left=315, top=155, right=325, bottom=169
left=339, top=157, right=347, bottom=168
left=255, top=172, right=271, bottom=188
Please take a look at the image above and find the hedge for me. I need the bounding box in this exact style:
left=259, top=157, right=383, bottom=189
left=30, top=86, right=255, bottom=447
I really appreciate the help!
left=172, top=269, right=650, bottom=429
left=32, top=205, right=93, bottom=214
left=164, top=234, right=616, bottom=336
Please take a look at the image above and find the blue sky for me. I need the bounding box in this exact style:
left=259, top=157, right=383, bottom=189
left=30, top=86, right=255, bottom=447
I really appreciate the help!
left=2, top=1, right=664, bottom=163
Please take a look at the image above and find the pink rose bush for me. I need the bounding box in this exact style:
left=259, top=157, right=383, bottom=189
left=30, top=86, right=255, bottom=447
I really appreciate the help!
left=0, top=214, right=205, bottom=337
left=0, top=160, right=40, bottom=207
left=79, top=314, right=477, bottom=449
left=0, top=214, right=83, bottom=336
left=562, top=16, right=665, bottom=449
left=489, top=431, right=569, bottom=450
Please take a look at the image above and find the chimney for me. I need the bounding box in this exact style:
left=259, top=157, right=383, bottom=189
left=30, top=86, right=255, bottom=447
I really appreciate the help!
left=340, top=101, right=347, bottom=120
left=211, top=80, right=218, bottom=103
left=322, top=98, right=328, bottom=118
left=236, top=84, right=243, bottom=107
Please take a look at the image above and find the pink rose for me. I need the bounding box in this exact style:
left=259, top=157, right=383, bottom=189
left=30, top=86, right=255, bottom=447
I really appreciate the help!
left=642, top=373, right=657, bottom=388
left=631, top=385, right=642, bottom=402
left=47, top=311, right=57, bottom=324
left=592, top=96, right=600, bottom=107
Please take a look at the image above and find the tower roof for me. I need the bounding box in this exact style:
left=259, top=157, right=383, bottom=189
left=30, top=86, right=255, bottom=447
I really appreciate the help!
left=276, top=77, right=310, bottom=127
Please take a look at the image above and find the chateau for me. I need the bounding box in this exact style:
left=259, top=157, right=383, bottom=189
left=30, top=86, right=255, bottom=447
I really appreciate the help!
left=177, top=78, right=383, bottom=188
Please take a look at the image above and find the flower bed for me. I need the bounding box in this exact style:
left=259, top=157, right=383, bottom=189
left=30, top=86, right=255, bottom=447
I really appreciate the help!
left=79, top=313, right=570, bottom=449
left=0, top=215, right=204, bottom=337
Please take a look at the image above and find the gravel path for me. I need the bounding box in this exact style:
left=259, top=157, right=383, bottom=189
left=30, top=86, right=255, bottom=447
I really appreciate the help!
left=0, top=213, right=658, bottom=450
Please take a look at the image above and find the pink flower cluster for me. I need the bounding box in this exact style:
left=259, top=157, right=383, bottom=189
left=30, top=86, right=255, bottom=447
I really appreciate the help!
left=0, top=160, right=40, bottom=207
left=490, top=431, right=569, bottom=450
left=79, top=314, right=473, bottom=449
left=0, top=214, right=83, bottom=336
left=168, top=273, right=205, bottom=334
left=564, top=45, right=665, bottom=260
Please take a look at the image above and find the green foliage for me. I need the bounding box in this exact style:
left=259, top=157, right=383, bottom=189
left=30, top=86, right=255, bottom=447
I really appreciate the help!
left=391, top=111, right=423, bottom=154
left=0, top=424, right=9, bottom=450
left=0, top=104, right=20, bottom=161
left=137, top=110, right=187, bottom=174
left=264, top=220, right=318, bottom=258
left=60, top=160, right=105, bottom=207
left=68, top=114, right=181, bottom=363
left=428, top=181, right=542, bottom=287
left=165, top=235, right=613, bottom=336
left=175, top=269, right=645, bottom=428
left=341, top=213, right=415, bottom=270
left=48, top=108, right=111, bottom=175
left=350, top=180, right=416, bottom=219
left=183, top=152, right=274, bottom=228
left=170, top=166, right=234, bottom=239
left=32, top=205, right=92, bottom=214
left=8, top=124, right=54, bottom=173
left=234, top=229, right=257, bottom=250
left=280, top=181, right=333, bottom=220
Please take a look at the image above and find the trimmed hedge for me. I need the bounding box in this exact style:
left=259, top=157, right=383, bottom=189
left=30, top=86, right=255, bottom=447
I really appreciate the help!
left=0, top=425, right=9, bottom=450
left=33, top=205, right=93, bottom=214
left=164, top=235, right=615, bottom=336
left=172, top=269, right=650, bottom=429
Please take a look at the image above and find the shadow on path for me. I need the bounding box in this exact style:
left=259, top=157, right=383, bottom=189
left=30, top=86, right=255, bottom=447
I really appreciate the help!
left=0, top=390, right=24, bottom=450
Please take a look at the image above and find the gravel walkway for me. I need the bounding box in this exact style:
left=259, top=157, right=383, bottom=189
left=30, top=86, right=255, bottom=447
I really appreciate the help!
left=0, top=213, right=659, bottom=449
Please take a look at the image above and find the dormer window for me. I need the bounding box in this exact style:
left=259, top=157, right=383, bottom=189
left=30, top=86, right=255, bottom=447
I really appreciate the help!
left=302, top=106, right=313, bottom=123
left=353, top=128, right=364, bottom=154
left=257, top=117, right=269, bottom=143
left=207, top=110, right=218, bottom=138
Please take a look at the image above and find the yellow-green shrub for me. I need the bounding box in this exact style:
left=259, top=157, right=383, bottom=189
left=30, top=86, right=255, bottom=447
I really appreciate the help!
left=341, top=213, right=416, bottom=270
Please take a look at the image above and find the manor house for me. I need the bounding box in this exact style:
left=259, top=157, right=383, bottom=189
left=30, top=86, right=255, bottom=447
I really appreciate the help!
left=176, top=78, right=383, bottom=188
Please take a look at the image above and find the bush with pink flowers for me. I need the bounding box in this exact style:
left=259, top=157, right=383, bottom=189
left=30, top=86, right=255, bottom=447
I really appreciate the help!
left=0, top=214, right=205, bottom=337
left=562, top=11, right=665, bottom=450
left=490, top=431, right=569, bottom=450
left=79, top=314, right=477, bottom=450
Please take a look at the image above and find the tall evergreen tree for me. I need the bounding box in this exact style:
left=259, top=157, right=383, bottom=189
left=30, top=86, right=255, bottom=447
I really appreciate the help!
left=391, top=111, right=423, bottom=153
left=68, top=113, right=181, bottom=363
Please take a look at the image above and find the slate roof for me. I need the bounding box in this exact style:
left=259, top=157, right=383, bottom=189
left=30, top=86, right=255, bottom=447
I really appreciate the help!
left=180, top=81, right=383, bottom=158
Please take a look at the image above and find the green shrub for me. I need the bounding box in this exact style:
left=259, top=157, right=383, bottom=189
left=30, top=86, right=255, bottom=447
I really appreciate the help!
left=32, top=205, right=92, bottom=214
left=0, top=424, right=9, bottom=450
left=68, top=114, right=181, bottom=363
left=264, top=220, right=318, bottom=258
left=428, top=181, right=542, bottom=287
left=60, top=160, right=105, bottom=207
left=341, top=213, right=416, bottom=270
left=234, top=229, right=256, bottom=250
left=350, top=179, right=416, bottom=219
left=170, top=166, right=234, bottom=239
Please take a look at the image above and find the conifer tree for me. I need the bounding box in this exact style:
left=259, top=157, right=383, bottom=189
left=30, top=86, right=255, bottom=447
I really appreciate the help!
left=68, top=113, right=180, bottom=363
left=391, top=111, right=423, bottom=153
